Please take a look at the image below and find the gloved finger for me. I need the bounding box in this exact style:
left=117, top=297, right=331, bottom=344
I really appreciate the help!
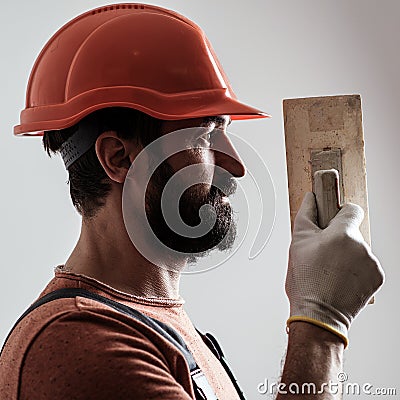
left=327, top=202, right=365, bottom=231
left=293, top=192, right=320, bottom=233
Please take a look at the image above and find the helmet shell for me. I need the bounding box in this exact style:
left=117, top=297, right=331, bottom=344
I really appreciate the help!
left=15, top=3, right=268, bottom=135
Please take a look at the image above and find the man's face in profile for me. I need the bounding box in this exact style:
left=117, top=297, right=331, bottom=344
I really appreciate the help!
left=143, top=116, right=240, bottom=262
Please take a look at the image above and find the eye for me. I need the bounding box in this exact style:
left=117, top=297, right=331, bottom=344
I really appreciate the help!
left=195, top=125, right=216, bottom=147
left=201, top=130, right=214, bottom=143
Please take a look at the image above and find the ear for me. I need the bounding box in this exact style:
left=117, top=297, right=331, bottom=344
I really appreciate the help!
left=95, top=131, right=139, bottom=184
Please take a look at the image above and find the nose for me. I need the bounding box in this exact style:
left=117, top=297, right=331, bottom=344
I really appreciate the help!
left=212, top=132, right=246, bottom=178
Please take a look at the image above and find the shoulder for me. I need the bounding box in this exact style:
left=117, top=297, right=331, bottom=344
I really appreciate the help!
left=16, top=296, right=193, bottom=399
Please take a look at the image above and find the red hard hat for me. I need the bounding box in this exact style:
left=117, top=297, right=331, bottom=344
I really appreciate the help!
left=14, top=3, right=269, bottom=136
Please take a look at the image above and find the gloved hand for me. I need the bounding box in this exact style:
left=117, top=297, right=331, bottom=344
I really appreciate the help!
left=285, top=192, right=384, bottom=347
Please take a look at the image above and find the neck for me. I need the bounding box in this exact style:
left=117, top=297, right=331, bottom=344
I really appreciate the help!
left=64, top=196, right=185, bottom=299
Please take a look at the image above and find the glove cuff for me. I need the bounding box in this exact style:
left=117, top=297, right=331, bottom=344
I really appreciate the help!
left=287, top=316, right=349, bottom=348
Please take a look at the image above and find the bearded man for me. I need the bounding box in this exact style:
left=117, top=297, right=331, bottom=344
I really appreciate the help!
left=0, top=4, right=383, bottom=400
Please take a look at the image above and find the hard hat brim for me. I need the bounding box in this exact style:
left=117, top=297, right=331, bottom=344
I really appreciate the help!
left=14, top=88, right=269, bottom=136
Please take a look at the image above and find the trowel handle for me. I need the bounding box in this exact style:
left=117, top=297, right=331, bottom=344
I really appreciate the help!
left=313, top=169, right=341, bottom=229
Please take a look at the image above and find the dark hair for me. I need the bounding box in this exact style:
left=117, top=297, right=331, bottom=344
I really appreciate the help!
left=43, top=107, right=163, bottom=218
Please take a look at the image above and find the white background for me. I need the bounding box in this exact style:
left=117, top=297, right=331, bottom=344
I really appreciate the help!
left=1, top=1, right=398, bottom=398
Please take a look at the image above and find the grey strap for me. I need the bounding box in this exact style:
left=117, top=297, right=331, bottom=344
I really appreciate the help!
left=59, top=122, right=100, bottom=168
left=1, top=288, right=219, bottom=400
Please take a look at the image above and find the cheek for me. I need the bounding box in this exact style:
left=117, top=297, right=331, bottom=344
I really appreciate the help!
left=168, top=148, right=215, bottom=188
left=190, top=148, right=215, bottom=186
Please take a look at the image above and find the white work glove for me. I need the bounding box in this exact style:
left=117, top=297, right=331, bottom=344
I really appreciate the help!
left=285, top=192, right=384, bottom=347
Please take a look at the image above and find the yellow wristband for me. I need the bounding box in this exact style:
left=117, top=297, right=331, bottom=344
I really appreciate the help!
left=287, top=316, right=349, bottom=348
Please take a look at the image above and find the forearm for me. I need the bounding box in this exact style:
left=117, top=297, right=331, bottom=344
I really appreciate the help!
left=277, top=321, right=344, bottom=400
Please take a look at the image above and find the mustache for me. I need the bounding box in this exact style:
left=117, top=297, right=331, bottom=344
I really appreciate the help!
left=211, top=174, right=238, bottom=197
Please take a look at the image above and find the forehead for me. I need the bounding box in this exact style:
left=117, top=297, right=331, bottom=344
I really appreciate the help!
left=161, top=115, right=230, bottom=135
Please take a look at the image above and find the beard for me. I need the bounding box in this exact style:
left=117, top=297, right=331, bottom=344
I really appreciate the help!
left=144, top=159, right=237, bottom=263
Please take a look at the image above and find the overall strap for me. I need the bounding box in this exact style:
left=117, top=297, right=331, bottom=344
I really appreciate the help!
left=196, top=329, right=247, bottom=400
left=1, top=288, right=217, bottom=400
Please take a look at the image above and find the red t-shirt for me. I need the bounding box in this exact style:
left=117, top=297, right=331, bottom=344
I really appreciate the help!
left=0, top=271, right=241, bottom=399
